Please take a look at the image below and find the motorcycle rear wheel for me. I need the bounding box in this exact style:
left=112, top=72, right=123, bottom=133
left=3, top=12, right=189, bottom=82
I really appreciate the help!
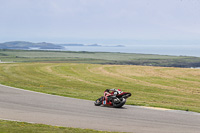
left=113, top=98, right=126, bottom=108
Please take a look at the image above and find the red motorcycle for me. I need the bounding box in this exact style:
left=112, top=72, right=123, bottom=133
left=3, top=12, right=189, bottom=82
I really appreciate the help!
left=94, top=89, right=131, bottom=108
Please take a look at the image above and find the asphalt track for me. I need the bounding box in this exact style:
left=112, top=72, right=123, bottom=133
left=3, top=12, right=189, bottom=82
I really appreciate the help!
left=0, top=84, right=200, bottom=133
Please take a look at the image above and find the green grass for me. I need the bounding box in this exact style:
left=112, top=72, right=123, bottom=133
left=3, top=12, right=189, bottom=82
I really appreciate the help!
left=1, top=49, right=200, bottom=67
left=0, top=63, right=199, bottom=112
left=0, top=120, right=120, bottom=133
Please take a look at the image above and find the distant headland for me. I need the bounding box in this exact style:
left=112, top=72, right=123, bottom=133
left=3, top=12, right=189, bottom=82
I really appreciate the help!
left=0, top=41, right=125, bottom=50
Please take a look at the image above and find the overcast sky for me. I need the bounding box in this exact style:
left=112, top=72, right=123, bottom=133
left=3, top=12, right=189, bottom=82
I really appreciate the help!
left=0, top=0, right=200, bottom=45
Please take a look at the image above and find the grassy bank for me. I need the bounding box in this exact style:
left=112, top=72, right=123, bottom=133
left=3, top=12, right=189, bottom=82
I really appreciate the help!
left=1, top=49, right=200, bottom=67
left=0, top=63, right=199, bottom=112
left=0, top=120, right=119, bottom=133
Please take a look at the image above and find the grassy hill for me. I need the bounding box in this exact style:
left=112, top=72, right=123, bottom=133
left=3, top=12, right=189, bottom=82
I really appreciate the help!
left=0, top=63, right=199, bottom=112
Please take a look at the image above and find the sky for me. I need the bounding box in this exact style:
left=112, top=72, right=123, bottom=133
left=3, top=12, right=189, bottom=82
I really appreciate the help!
left=0, top=0, right=200, bottom=45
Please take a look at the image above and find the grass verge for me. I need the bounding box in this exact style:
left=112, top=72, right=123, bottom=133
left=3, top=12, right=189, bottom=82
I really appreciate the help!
left=0, top=120, right=120, bottom=133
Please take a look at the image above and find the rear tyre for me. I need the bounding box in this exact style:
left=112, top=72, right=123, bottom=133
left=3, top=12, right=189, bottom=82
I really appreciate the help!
left=94, top=97, right=103, bottom=106
left=113, top=98, right=126, bottom=108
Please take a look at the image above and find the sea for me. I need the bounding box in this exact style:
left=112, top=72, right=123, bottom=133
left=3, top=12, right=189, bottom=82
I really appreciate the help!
left=63, top=44, right=200, bottom=57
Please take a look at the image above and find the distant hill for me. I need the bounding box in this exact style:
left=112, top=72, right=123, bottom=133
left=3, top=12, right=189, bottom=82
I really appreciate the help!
left=0, top=41, right=125, bottom=50
left=0, top=41, right=64, bottom=49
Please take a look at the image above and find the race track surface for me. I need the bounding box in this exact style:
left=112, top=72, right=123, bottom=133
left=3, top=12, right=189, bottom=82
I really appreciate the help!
left=0, top=84, right=200, bottom=133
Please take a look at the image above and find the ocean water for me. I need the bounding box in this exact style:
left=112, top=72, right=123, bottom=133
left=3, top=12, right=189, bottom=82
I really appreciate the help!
left=64, top=44, right=200, bottom=57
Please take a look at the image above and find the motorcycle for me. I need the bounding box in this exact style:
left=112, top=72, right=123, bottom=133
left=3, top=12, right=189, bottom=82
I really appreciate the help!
left=94, top=89, right=131, bottom=108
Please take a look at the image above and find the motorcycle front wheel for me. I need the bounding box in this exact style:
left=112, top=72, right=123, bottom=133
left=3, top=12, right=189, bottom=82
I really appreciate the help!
left=94, top=97, right=103, bottom=106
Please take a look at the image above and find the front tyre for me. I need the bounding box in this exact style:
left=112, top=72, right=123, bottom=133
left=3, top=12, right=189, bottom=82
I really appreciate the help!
left=94, top=97, right=103, bottom=106
left=113, top=98, right=126, bottom=108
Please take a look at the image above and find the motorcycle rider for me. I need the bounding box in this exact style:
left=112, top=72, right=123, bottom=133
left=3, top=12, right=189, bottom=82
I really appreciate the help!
left=104, top=89, right=122, bottom=103
left=104, top=88, right=122, bottom=96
